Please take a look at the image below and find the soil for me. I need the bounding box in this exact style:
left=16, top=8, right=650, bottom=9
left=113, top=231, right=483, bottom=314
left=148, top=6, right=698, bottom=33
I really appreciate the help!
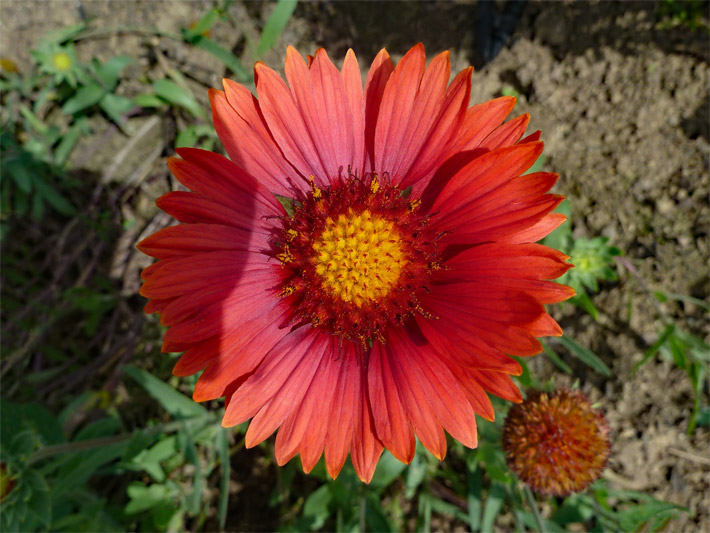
left=1, top=0, right=708, bottom=531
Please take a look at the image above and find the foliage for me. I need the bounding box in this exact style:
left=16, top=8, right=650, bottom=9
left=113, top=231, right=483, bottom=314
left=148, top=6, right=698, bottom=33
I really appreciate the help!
left=542, top=200, right=622, bottom=321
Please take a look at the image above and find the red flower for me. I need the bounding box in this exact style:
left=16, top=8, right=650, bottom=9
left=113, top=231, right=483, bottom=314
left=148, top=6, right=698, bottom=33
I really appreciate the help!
left=502, top=389, right=611, bottom=496
left=138, top=44, right=574, bottom=483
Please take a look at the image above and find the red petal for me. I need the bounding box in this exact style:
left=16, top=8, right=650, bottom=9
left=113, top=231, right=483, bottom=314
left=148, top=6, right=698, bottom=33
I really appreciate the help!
left=273, top=335, right=341, bottom=471
left=500, top=213, right=567, bottom=244
left=442, top=242, right=572, bottom=282
left=363, top=48, right=394, bottom=173
left=341, top=49, right=366, bottom=177
left=422, top=285, right=544, bottom=356
left=481, top=113, right=530, bottom=150
left=402, top=66, right=473, bottom=192
left=446, top=96, right=517, bottom=155
left=255, top=60, right=328, bottom=187
left=210, top=86, right=300, bottom=196
left=137, top=224, right=267, bottom=259
left=351, top=379, right=384, bottom=483
left=373, top=43, right=429, bottom=181
left=192, top=306, right=288, bottom=401
left=169, top=148, right=283, bottom=215
left=416, top=316, right=523, bottom=374
left=368, top=342, right=416, bottom=463
left=387, top=326, right=478, bottom=454
left=139, top=251, right=273, bottom=299
left=469, top=370, right=522, bottom=403
left=163, top=274, right=279, bottom=344
left=222, top=327, right=322, bottom=427
left=432, top=142, right=544, bottom=213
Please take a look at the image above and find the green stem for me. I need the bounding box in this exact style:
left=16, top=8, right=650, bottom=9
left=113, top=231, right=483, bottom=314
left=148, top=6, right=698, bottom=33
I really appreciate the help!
left=359, top=487, right=367, bottom=533
left=26, top=414, right=215, bottom=465
left=523, top=485, right=545, bottom=532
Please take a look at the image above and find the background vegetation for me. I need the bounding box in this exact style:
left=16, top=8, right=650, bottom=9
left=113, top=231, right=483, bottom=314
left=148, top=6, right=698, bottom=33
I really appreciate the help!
left=1, top=0, right=708, bottom=531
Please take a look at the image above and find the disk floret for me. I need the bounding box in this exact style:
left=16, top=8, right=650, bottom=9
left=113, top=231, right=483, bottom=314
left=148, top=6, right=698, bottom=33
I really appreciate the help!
left=274, top=174, right=439, bottom=344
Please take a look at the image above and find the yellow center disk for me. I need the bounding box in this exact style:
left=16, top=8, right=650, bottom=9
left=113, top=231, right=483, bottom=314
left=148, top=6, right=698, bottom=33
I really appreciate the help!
left=312, top=209, right=407, bottom=307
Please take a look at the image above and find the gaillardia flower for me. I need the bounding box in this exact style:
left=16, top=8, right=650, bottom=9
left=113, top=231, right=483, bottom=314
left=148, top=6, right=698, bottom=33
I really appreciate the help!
left=138, top=44, right=574, bottom=483
left=502, top=388, right=611, bottom=496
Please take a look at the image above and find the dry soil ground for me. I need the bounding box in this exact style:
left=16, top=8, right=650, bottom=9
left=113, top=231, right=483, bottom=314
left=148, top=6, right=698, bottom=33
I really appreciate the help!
left=1, top=0, right=708, bottom=531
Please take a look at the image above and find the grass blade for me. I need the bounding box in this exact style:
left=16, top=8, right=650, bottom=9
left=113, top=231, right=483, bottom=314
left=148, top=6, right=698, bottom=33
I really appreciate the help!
left=122, top=365, right=207, bottom=419
left=217, top=427, right=230, bottom=529
left=631, top=324, right=675, bottom=375
left=559, top=335, right=612, bottom=376
left=256, top=0, right=297, bottom=59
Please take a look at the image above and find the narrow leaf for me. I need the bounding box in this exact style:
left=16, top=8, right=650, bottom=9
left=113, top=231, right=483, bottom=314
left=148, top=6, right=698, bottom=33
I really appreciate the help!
left=122, top=365, right=207, bottom=419
left=256, top=0, right=298, bottom=59
left=559, top=335, right=612, bottom=376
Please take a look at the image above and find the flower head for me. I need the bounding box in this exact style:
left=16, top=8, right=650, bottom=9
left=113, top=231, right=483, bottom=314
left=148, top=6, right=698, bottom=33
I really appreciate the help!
left=502, top=388, right=611, bottom=496
left=138, top=44, right=574, bottom=483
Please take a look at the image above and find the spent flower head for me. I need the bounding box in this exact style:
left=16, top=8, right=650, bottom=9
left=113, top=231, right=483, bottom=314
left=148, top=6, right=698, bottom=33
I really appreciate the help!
left=502, top=388, right=611, bottom=496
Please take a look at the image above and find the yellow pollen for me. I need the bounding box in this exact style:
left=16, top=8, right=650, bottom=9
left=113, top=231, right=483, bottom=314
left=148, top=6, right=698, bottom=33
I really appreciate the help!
left=309, top=176, right=322, bottom=199
left=370, top=174, right=380, bottom=194
left=312, top=209, right=407, bottom=307
left=276, top=245, right=293, bottom=264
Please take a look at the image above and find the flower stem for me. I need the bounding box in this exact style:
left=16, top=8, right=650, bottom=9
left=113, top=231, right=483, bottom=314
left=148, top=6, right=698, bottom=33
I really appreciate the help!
left=523, top=485, right=546, bottom=532
left=359, top=487, right=367, bottom=533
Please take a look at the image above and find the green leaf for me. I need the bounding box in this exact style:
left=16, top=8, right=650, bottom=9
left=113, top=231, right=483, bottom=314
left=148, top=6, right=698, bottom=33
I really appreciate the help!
left=183, top=8, right=221, bottom=40
left=99, top=93, right=135, bottom=130
left=61, top=82, right=107, bottom=115
left=122, top=365, right=208, bottom=419
left=369, top=450, right=406, bottom=490
left=134, top=93, right=166, bottom=108
left=569, top=290, right=599, bottom=320
left=41, top=22, right=87, bottom=45
left=302, top=484, right=332, bottom=530
left=466, top=452, right=482, bottom=532
left=95, top=56, right=134, bottom=89
left=19, top=104, right=48, bottom=135
left=179, top=428, right=203, bottom=515
left=275, top=194, right=295, bottom=216
left=24, top=469, right=51, bottom=526
left=54, top=118, right=86, bottom=167
left=217, top=427, right=230, bottom=529
left=558, top=335, right=612, bottom=376
left=481, top=481, right=506, bottom=533
left=51, top=440, right=126, bottom=494
left=511, top=355, right=534, bottom=388
left=31, top=176, right=76, bottom=216
left=256, top=0, right=298, bottom=59
left=125, top=482, right=172, bottom=514
left=632, top=324, right=676, bottom=375
left=541, top=340, right=573, bottom=374
left=365, top=491, right=396, bottom=532
left=618, top=501, right=683, bottom=531
left=186, top=34, right=249, bottom=81
left=478, top=442, right=510, bottom=484
left=405, top=452, right=427, bottom=499
left=6, top=159, right=33, bottom=193
left=153, top=78, right=206, bottom=119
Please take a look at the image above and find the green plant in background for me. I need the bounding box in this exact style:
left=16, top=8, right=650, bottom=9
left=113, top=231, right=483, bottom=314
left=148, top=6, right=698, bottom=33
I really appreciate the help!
left=657, top=0, right=709, bottom=31
left=542, top=200, right=622, bottom=321
left=617, top=258, right=710, bottom=435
